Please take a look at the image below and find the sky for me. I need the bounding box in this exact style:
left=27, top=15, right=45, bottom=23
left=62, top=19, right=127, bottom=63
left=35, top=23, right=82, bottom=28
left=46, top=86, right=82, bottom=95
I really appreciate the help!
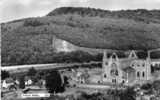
left=0, top=0, right=160, bottom=22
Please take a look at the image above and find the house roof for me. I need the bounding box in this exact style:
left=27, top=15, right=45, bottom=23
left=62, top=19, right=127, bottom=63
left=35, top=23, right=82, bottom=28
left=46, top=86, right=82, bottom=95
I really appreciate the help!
left=5, top=78, right=14, bottom=83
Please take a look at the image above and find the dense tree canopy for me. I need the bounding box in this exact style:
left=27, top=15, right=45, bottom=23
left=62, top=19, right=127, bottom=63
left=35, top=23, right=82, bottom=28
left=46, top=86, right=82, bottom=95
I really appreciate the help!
left=45, top=70, right=64, bottom=93
left=27, top=67, right=37, bottom=76
left=1, top=70, right=10, bottom=80
left=19, top=75, right=25, bottom=89
left=48, top=7, right=160, bottom=24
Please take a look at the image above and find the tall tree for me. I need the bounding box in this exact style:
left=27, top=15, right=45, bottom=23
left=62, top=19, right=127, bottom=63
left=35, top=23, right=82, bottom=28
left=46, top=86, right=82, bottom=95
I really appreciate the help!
left=152, top=80, right=160, bottom=95
left=27, top=67, right=37, bottom=76
left=1, top=70, right=10, bottom=80
left=45, top=70, right=64, bottom=93
left=19, top=75, right=25, bottom=89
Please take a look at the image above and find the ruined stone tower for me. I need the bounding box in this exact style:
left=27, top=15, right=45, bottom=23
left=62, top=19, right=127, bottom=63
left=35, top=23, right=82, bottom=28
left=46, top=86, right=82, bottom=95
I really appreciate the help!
left=102, top=50, right=123, bottom=84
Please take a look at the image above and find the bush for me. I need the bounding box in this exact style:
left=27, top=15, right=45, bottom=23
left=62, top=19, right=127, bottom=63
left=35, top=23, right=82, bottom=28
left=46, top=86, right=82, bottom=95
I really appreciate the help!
left=120, top=87, right=136, bottom=100
left=141, top=83, right=152, bottom=90
left=152, top=80, right=160, bottom=91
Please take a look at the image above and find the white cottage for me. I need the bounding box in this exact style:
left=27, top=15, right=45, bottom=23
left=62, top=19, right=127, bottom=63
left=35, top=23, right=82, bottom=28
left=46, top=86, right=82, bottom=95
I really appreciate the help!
left=2, top=78, right=14, bottom=88
left=25, top=79, right=32, bottom=85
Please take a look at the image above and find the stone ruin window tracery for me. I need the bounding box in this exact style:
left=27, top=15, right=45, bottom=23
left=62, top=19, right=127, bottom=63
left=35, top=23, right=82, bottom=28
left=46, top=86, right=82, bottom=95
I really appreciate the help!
left=105, top=62, right=108, bottom=65
left=142, top=63, right=145, bottom=67
left=110, top=63, right=119, bottom=77
left=142, top=72, right=145, bottom=77
left=137, top=71, right=140, bottom=77
left=112, top=79, right=116, bottom=83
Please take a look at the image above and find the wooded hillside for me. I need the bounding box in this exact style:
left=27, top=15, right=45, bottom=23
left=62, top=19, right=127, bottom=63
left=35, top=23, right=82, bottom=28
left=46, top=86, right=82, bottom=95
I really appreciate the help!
left=1, top=7, right=160, bottom=66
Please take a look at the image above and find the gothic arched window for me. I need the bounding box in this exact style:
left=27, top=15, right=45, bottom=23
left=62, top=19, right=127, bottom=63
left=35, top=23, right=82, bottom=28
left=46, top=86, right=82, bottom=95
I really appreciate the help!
left=110, top=63, right=118, bottom=76
left=105, top=62, right=108, bottom=65
left=131, top=62, right=136, bottom=68
left=137, top=72, right=140, bottom=77
left=142, top=72, right=145, bottom=77
left=142, top=63, right=145, bottom=67
left=112, top=79, right=116, bottom=83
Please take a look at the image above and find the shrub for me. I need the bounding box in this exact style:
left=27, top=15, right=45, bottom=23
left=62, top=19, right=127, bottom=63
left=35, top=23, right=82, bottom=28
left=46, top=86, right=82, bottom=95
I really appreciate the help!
left=141, top=83, right=152, bottom=90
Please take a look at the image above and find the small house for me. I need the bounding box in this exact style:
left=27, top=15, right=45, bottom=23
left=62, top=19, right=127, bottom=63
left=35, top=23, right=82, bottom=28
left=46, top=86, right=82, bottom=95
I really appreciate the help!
left=2, top=78, right=14, bottom=89
left=24, top=77, right=33, bottom=86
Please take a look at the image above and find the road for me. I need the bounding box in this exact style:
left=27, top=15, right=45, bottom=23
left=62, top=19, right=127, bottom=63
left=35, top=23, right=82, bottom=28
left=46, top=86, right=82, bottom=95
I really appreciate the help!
left=1, top=61, right=101, bottom=73
left=77, top=84, right=126, bottom=90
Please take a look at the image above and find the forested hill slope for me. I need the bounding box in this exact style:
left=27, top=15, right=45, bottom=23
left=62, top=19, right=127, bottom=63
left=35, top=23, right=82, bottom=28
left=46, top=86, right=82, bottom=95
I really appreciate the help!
left=1, top=7, right=160, bottom=66
left=47, top=7, right=160, bottom=24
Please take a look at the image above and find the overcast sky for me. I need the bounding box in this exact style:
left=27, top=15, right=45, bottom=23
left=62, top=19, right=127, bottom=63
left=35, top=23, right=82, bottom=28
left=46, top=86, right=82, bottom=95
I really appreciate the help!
left=0, top=0, right=160, bottom=22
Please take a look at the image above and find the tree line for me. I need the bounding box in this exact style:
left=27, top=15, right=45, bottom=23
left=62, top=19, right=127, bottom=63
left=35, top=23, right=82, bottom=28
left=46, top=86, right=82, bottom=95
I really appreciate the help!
left=48, top=7, right=160, bottom=24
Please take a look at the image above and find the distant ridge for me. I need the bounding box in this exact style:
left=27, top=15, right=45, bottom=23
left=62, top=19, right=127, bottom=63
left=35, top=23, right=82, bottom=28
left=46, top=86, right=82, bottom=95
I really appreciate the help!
left=47, top=7, right=160, bottom=23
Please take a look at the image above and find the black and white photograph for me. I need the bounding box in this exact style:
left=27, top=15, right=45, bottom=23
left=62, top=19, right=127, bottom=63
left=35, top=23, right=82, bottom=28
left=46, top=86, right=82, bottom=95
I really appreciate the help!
left=1, top=0, right=160, bottom=100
